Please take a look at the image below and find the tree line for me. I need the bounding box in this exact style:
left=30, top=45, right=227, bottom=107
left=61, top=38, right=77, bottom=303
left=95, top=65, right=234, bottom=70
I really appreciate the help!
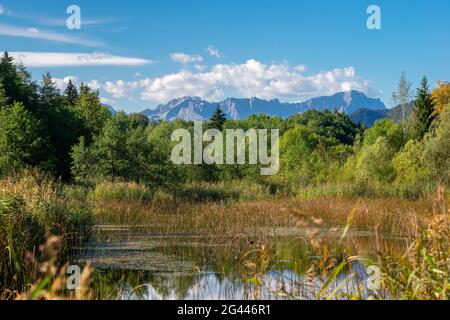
left=1, top=52, right=449, bottom=196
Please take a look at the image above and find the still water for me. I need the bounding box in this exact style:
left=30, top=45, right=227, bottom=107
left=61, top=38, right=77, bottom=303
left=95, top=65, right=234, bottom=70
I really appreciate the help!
left=75, top=225, right=404, bottom=300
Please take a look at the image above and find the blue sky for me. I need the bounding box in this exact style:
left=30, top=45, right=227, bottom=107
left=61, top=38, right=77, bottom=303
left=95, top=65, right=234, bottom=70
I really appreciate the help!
left=0, top=0, right=449, bottom=113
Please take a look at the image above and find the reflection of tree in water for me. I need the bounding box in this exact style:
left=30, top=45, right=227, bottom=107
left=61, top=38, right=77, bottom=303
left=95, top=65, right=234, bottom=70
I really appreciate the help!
left=148, top=273, right=198, bottom=299
left=88, top=232, right=406, bottom=299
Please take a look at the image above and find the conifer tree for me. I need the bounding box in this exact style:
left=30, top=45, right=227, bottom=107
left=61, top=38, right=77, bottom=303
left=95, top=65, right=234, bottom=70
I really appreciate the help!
left=65, top=78, right=79, bottom=107
left=209, top=106, right=227, bottom=131
left=414, top=77, right=436, bottom=139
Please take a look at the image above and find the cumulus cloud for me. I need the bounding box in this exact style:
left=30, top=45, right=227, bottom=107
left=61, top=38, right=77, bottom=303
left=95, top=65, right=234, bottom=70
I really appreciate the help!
left=137, top=59, right=377, bottom=103
left=169, top=53, right=203, bottom=64
left=65, top=59, right=379, bottom=105
left=9, top=51, right=153, bottom=67
left=87, top=80, right=102, bottom=91
left=53, top=76, right=78, bottom=90
left=207, top=46, right=222, bottom=58
left=194, top=64, right=207, bottom=72
left=103, top=80, right=139, bottom=98
left=294, top=64, right=307, bottom=72
left=0, top=23, right=104, bottom=47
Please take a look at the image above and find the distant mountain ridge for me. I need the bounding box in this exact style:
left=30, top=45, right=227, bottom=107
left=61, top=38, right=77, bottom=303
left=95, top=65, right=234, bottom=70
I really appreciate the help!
left=349, top=102, right=415, bottom=127
left=140, top=90, right=386, bottom=121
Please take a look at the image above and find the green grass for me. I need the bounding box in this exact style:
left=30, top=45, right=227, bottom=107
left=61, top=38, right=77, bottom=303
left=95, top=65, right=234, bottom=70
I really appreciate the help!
left=88, top=181, right=154, bottom=203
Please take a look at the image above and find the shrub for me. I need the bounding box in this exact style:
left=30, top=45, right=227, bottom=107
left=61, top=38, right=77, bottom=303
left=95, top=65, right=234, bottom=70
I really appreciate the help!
left=89, top=181, right=153, bottom=203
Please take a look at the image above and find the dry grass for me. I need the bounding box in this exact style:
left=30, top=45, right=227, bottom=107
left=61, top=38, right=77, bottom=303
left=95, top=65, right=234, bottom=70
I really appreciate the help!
left=92, top=195, right=438, bottom=239
left=0, top=170, right=92, bottom=295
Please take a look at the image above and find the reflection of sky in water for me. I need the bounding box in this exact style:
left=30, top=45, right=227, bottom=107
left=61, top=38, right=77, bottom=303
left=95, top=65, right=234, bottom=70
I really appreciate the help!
left=78, top=226, right=390, bottom=300
left=119, top=262, right=373, bottom=300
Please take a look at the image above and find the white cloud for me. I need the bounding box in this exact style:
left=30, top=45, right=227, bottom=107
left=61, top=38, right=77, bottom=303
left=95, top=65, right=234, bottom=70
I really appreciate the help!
left=0, top=5, right=6, bottom=15
left=53, top=76, right=78, bottom=90
left=64, top=59, right=379, bottom=106
left=207, top=46, right=222, bottom=58
left=87, top=80, right=102, bottom=91
left=136, top=59, right=377, bottom=103
left=194, top=64, right=207, bottom=72
left=100, top=97, right=115, bottom=105
left=26, top=27, right=39, bottom=34
left=9, top=52, right=153, bottom=67
left=103, top=80, right=138, bottom=98
left=294, top=64, right=307, bottom=72
left=169, top=53, right=203, bottom=64
left=0, top=23, right=104, bottom=47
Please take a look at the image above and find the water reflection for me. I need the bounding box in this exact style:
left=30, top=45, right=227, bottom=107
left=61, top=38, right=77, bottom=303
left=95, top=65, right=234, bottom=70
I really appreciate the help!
left=75, top=225, right=404, bottom=300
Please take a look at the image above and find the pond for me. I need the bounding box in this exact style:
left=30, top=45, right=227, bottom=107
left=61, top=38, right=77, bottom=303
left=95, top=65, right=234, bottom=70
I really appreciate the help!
left=74, top=225, right=407, bottom=300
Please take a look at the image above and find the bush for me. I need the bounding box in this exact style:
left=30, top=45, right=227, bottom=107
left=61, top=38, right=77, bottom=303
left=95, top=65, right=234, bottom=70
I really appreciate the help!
left=89, top=181, right=153, bottom=203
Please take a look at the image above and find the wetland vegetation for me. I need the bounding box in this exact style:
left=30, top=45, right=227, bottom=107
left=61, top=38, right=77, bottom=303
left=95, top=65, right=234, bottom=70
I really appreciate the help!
left=0, top=53, right=449, bottom=300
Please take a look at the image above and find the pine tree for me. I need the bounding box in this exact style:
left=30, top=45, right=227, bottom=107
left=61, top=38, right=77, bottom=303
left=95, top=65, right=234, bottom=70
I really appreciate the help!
left=0, top=52, right=38, bottom=113
left=209, top=106, right=227, bottom=131
left=414, top=77, right=436, bottom=139
left=65, top=78, right=79, bottom=107
left=0, top=82, right=8, bottom=107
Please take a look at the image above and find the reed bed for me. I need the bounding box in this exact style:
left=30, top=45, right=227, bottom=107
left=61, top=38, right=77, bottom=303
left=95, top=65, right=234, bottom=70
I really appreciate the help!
left=0, top=171, right=92, bottom=295
left=91, top=194, right=437, bottom=239
left=3, top=177, right=448, bottom=300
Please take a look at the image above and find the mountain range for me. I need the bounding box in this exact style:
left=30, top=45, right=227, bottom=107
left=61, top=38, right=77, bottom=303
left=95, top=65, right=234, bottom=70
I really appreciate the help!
left=140, top=90, right=386, bottom=122
left=349, top=102, right=415, bottom=127
left=107, top=90, right=414, bottom=127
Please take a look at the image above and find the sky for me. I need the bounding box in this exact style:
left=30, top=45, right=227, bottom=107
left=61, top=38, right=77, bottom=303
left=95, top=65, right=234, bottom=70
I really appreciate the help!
left=0, top=0, right=449, bottom=113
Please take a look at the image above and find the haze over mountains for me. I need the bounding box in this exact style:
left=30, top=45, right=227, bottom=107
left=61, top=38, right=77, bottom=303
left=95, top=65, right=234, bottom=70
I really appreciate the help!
left=139, top=90, right=386, bottom=122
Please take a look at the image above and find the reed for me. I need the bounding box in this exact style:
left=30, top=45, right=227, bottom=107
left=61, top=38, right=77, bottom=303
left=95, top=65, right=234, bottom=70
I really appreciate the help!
left=0, top=170, right=93, bottom=295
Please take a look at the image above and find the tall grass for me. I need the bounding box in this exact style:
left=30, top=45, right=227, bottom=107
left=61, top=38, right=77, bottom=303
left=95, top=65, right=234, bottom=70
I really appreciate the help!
left=89, top=181, right=153, bottom=203
left=9, top=179, right=448, bottom=300
left=0, top=170, right=93, bottom=295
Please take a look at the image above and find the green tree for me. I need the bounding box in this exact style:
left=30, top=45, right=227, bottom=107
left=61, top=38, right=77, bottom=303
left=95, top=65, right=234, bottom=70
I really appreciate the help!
left=64, top=78, right=79, bottom=107
left=71, top=137, right=93, bottom=180
left=74, top=83, right=111, bottom=140
left=280, top=125, right=344, bottom=184
left=355, top=137, right=398, bottom=183
left=393, top=139, right=432, bottom=194
left=422, top=104, right=450, bottom=184
left=0, top=102, right=45, bottom=175
left=93, top=112, right=130, bottom=181
left=209, top=106, right=227, bottom=130
left=287, top=109, right=362, bottom=145
left=130, top=113, right=150, bottom=128
left=0, top=83, right=8, bottom=106
left=0, top=52, right=38, bottom=113
left=38, top=73, right=81, bottom=179
left=72, top=113, right=178, bottom=187
left=413, top=77, right=436, bottom=139
left=347, top=120, right=406, bottom=183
